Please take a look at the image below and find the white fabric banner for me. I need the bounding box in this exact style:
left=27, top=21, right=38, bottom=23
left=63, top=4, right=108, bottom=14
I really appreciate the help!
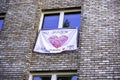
left=34, top=28, right=78, bottom=53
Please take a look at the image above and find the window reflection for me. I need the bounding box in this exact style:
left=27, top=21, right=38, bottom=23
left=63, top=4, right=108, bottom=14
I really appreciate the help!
left=33, top=75, right=51, bottom=80
left=57, top=75, right=77, bottom=80
left=0, top=18, right=4, bottom=30
left=63, top=12, right=80, bottom=28
left=32, top=75, right=77, bottom=80
left=33, top=76, right=42, bottom=80
left=72, top=76, right=77, bottom=80
left=42, top=14, right=59, bottom=29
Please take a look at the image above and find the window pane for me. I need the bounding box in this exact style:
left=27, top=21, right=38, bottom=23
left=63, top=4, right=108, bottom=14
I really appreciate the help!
left=33, top=75, right=51, bottom=80
left=42, top=14, right=59, bottom=29
left=0, top=18, right=4, bottom=30
left=72, top=76, right=77, bottom=80
left=33, top=76, right=42, bottom=80
left=57, top=75, right=77, bottom=80
left=63, top=12, right=80, bottom=28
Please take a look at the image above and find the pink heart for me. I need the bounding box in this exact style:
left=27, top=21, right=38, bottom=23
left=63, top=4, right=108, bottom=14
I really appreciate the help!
left=48, top=35, right=68, bottom=48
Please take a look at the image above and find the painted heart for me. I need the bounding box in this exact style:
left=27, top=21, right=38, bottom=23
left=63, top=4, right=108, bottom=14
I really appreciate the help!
left=48, top=35, right=68, bottom=48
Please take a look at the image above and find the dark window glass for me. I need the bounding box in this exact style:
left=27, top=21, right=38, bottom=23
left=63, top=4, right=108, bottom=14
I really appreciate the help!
left=63, top=12, right=80, bottom=28
left=33, top=75, right=51, bottom=80
left=57, top=75, right=77, bottom=80
left=42, top=14, right=59, bottom=29
left=0, top=18, right=4, bottom=30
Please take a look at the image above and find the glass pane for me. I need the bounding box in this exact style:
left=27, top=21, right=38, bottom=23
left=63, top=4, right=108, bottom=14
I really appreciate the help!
left=57, top=75, right=77, bottom=80
left=33, top=75, right=51, bottom=80
left=0, top=19, right=4, bottom=30
left=72, top=76, right=77, bottom=80
left=63, top=12, right=80, bottom=28
left=42, top=14, right=59, bottom=29
left=33, top=76, right=42, bottom=80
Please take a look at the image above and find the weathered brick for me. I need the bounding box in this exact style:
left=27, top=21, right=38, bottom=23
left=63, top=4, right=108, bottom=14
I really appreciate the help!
left=0, top=0, right=120, bottom=80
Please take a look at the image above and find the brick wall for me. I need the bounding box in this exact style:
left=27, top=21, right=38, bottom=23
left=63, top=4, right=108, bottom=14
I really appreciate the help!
left=78, top=0, right=120, bottom=80
left=0, top=0, right=37, bottom=80
left=0, top=0, right=120, bottom=80
left=30, top=0, right=82, bottom=73
left=0, top=0, right=9, bottom=13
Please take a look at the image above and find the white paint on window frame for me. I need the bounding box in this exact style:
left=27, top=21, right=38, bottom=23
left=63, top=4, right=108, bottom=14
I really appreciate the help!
left=29, top=72, right=77, bottom=80
left=0, top=14, right=5, bottom=18
left=38, top=9, right=80, bottom=32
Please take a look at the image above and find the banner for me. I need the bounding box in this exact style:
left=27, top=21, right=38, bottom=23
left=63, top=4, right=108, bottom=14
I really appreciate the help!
left=34, top=28, right=78, bottom=53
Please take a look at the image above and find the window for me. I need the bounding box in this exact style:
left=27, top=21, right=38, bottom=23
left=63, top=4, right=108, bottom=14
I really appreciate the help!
left=29, top=72, right=77, bottom=80
left=63, top=12, right=80, bottom=28
left=0, top=14, right=5, bottom=30
left=39, top=10, right=81, bottom=30
left=0, top=18, right=4, bottom=30
left=42, top=13, right=60, bottom=29
left=33, top=75, right=51, bottom=80
left=34, top=9, right=80, bottom=53
left=57, top=75, right=77, bottom=80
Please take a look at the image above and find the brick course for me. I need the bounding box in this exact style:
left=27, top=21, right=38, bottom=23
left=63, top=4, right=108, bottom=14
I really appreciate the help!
left=78, top=0, right=120, bottom=80
left=0, top=0, right=37, bottom=80
left=0, top=0, right=9, bottom=13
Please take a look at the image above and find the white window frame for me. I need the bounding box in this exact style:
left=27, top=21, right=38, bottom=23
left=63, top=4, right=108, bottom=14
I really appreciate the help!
left=38, top=9, right=80, bottom=31
left=29, top=72, right=77, bottom=80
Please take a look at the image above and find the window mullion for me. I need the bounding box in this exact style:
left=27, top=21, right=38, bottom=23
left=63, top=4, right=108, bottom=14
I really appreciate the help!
left=29, top=74, right=32, bottom=80
left=38, top=13, right=44, bottom=31
left=51, top=74, right=57, bottom=80
left=58, top=12, right=64, bottom=28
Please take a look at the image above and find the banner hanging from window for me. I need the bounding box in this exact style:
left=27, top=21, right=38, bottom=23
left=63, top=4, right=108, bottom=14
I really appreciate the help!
left=34, top=28, right=78, bottom=53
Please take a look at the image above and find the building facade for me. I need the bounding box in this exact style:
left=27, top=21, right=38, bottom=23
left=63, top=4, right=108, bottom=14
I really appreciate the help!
left=0, top=0, right=120, bottom=80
